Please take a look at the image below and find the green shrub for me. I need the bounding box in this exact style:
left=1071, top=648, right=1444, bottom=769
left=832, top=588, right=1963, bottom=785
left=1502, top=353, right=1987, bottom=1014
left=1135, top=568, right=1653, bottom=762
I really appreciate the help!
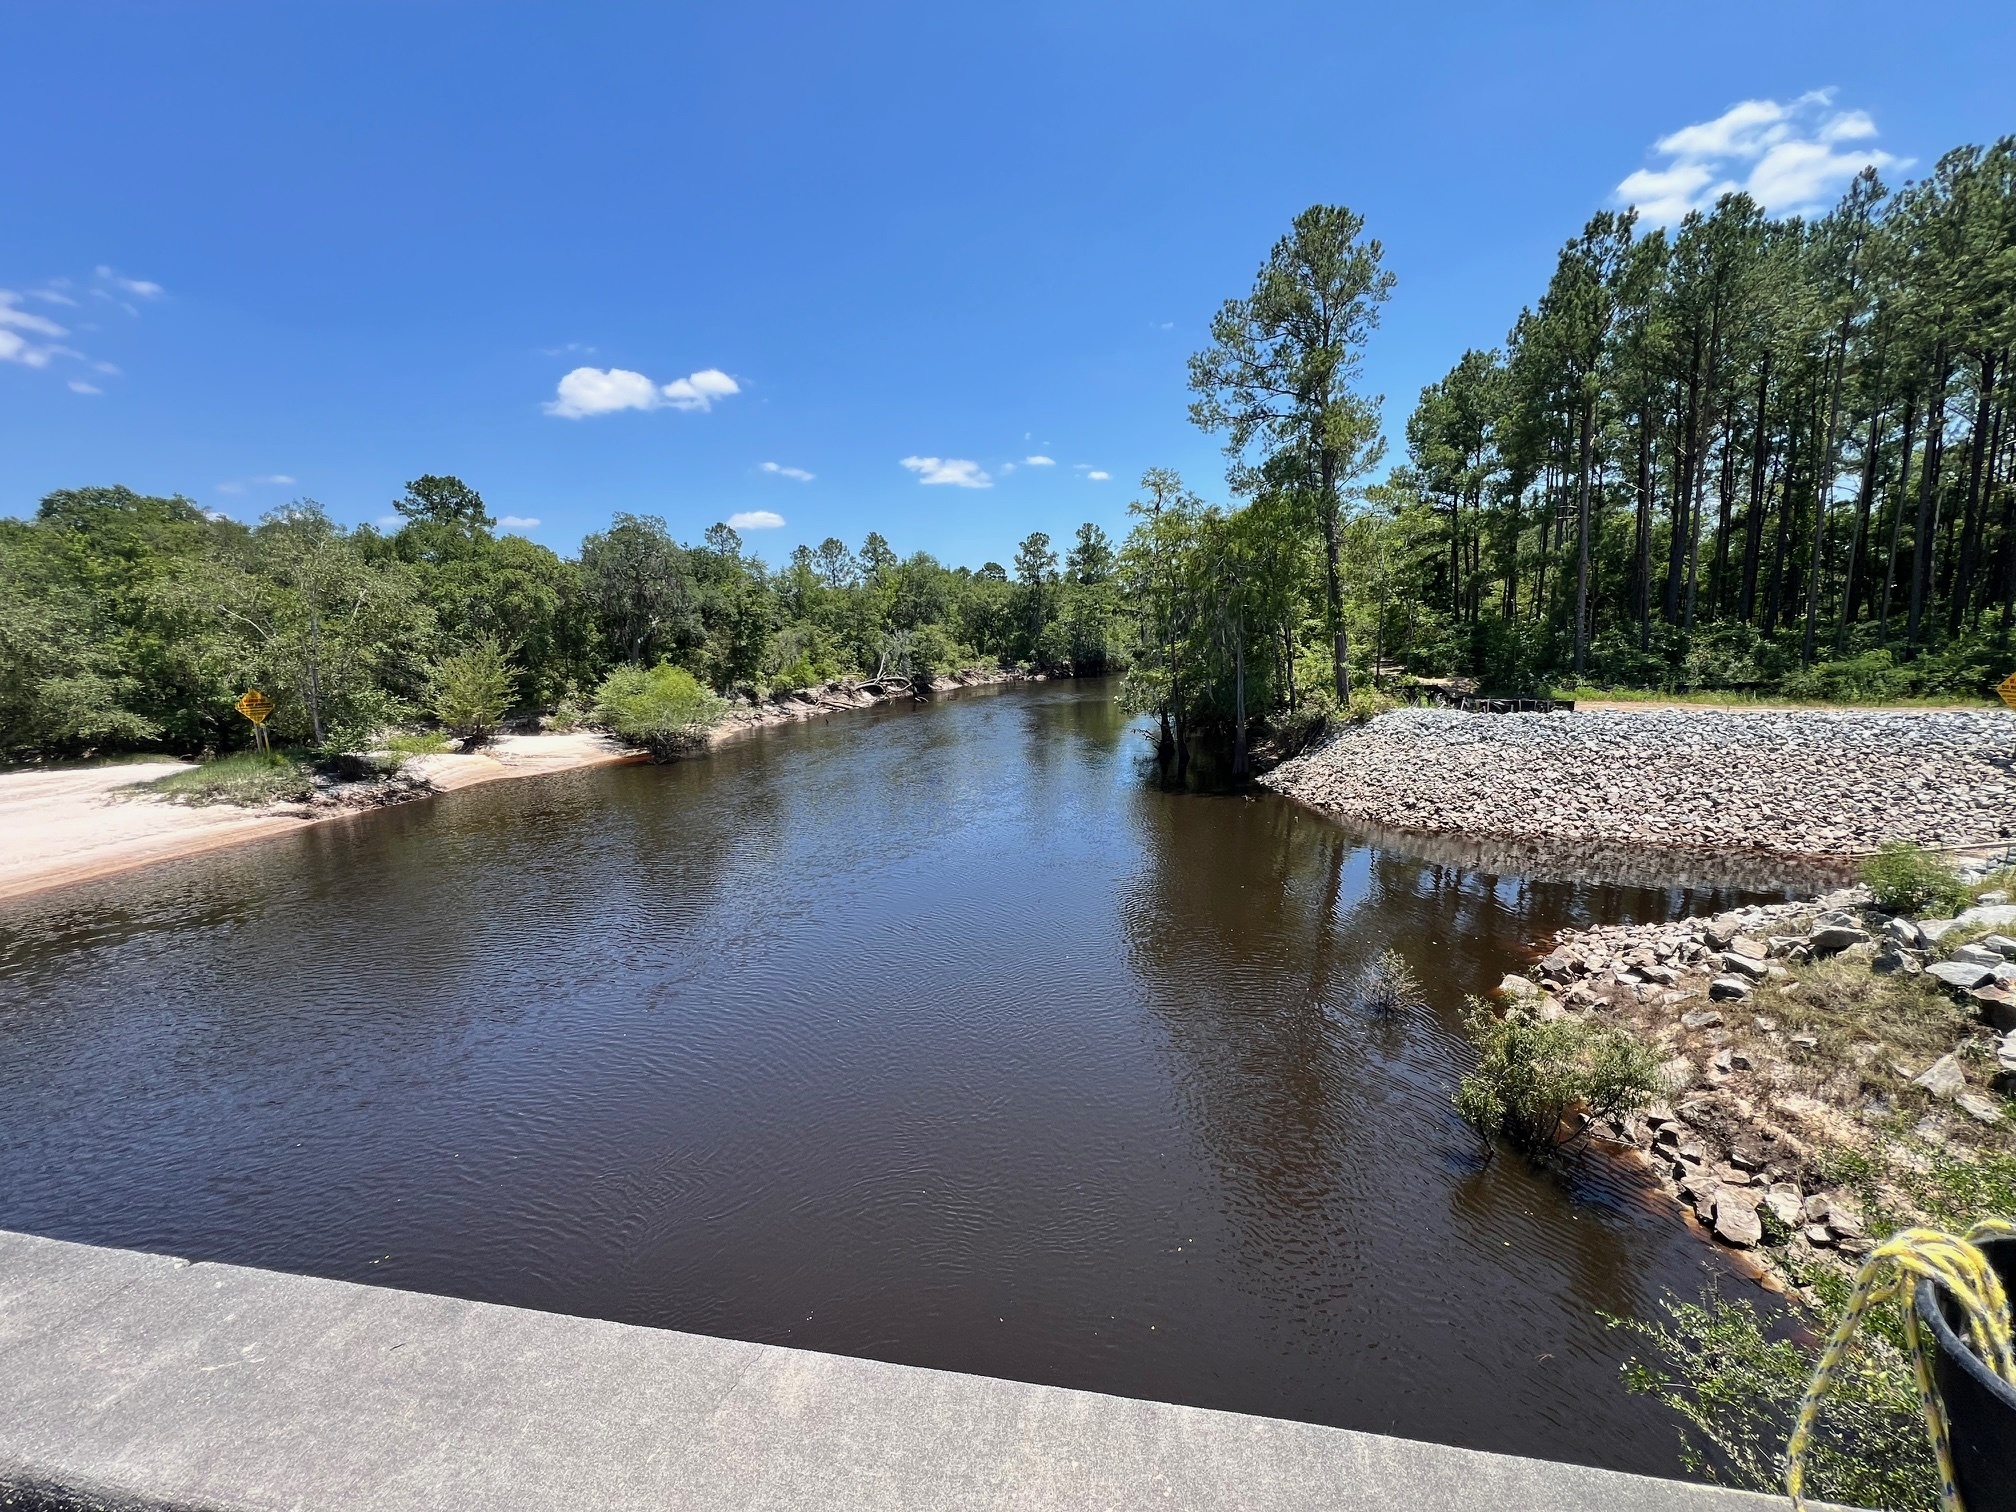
left=1345, top=686, right=1395, bottom=724
left=429, top=639, right=516, bottom=744
left=1454, top=998, right=1662, bottom=1157
left=1861, top=841, right=1969, bottom=917
left=139, top=750, right=315, bottom=807
left=593, top=663, right=727, bottom=761
left=1614, top=1288, right=1934, bottom=1510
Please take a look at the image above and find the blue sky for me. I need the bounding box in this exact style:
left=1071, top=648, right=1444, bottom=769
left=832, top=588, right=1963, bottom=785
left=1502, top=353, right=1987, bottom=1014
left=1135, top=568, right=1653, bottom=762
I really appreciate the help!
left=4, top=1, right=2012, bottom=567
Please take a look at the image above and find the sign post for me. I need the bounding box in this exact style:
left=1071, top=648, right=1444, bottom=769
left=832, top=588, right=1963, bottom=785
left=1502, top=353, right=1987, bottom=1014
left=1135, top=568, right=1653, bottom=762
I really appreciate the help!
left=234, top=689, right=276, bottom=751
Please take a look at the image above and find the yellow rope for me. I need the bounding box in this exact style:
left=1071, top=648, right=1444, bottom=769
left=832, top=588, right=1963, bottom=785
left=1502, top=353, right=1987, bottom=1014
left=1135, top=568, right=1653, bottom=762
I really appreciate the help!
left=1786, top=1218, right=2016, bottom=1512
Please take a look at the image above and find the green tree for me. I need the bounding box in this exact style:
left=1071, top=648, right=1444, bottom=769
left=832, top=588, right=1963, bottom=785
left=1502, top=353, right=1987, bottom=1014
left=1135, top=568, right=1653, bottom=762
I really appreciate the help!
left=1190, top=203, right=1394, bottom=701
left=429, top=638, right=516, bottom=743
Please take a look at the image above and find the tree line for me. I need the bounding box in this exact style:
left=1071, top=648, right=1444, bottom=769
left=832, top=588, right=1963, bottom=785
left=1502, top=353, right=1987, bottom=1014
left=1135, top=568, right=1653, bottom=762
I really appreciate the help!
left=1114, top=137, right=2015, bottom=783
left=0, top=476, right=1124, bottom=759
left=1390, top=138, right=2016, bottom=697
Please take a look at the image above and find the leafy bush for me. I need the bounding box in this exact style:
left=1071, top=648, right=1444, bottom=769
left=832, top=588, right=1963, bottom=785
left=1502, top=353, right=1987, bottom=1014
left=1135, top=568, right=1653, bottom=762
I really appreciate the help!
left=1613, top=1288, right=1934, bottom=1511
left=140, top=750, right=315, bottom=806
left=1778, top=649, right=1915, bottom=704
left=1345, top=686, right=1395, bottom=724
left=1454, top=999, right=1662, bottom=1156
left=429, top=639, right=516, bottom=744
left=1861, top=840, right=1969, bottom=917
left=593, top=663, right=726, bottom=761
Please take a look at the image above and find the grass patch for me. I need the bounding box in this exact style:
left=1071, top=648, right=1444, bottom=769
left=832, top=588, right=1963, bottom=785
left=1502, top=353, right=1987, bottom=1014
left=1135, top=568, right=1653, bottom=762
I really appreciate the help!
left=139, top=750, right=316, bottom=806
left=383, top=730, right=452, bottom=757
left=1549, top=684, right=1996, bottom=709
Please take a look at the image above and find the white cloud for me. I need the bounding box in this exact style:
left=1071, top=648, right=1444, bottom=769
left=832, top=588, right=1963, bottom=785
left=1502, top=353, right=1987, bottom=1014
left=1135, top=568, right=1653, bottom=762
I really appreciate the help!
left=545, top=364, right=740, bottom=418
left=0, top=290, right=71, bottom=367
left=218, top=474, right=296, bottom=495
left=661, top=367, right=740, bottom=411
left=68, top=379, right=102, bottom=395
left=1086, top=470, right=1111, bottom=481
left=375, top=513, right=402, bottom=527
left=1617, top=91, right=1903, bottom=225
left=901, top=456, right=992, bottom=488
left=546, top=366, right=662, bottom=417
left=95, top=265, right=163, bottom=299
left=1024, top=455, right=1055, bottom=466
left=759, top=461, right=815, bottom=482
left=727, top=510, right=785, bottom=530
left=497, top=515, right=540, bottom=531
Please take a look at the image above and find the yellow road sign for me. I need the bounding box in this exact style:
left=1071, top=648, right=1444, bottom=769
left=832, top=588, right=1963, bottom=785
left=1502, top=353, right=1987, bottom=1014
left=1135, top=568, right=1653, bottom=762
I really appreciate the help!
left=2000, top=671, right=2016, bottom=712
left=234, top=689, right=276, bottom=725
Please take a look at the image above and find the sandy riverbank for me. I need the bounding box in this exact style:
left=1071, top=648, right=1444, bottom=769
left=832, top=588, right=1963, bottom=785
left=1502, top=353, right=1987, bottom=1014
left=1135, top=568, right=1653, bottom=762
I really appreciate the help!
left=0, top=731, right=639, bottom=903
left=0, top=670, right=1034, bottom=904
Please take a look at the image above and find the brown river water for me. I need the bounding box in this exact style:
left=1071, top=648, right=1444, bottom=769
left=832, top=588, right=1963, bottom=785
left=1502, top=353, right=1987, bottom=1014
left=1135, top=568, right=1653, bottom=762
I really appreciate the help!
left=0, top=682, right=1834, bottom=1477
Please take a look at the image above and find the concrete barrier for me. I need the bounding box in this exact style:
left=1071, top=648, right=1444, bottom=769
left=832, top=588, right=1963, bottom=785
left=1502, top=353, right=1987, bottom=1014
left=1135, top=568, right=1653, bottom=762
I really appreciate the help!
left=0, top=1228, right=1803, bottom=1510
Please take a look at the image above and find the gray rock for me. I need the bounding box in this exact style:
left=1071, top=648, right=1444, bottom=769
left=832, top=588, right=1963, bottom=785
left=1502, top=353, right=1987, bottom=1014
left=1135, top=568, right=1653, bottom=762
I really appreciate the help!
left=1955, top=1092, right=2004, bottom=1125
left=1803, top=1222, right=1834, bottom=1246
left=1712, top=1194, right=1763, bottom=1247
left=1919, top=919, right=1960, bottom=944
left=1826, top=1202, right=1866, bottom=1239
left=1656, top=1056, right=1696, bottom=1094
left=1708, top=976, right=1752, bottom=1002
left=1885, top=917, right=1926, bottom=948
left=1719, top=952, right=1770, bottom=981
left=1961, top=904, right=2016, bottom=930
left=1930, top=960, right=1996, bottom=992
left=1872, top=946, right=1923, bottom=976
left=1682, top=1008, right=1725, bottom=1030
left=1498, top=974, right=1542, bottom=999
left=1955, top=943, right=2006, bottom=968
left=1764, top=1185, right=1804, bottom=1229
left=1803, top=1193, right=1831, bottom=1222
left=1728, top=935, right=1770, bottom=962
left=1981, top=934, right=2016, bottom=960
left=1809, top=925, right=1871, bottom=954
left=1913, top=1053, right=1967, bottom=1100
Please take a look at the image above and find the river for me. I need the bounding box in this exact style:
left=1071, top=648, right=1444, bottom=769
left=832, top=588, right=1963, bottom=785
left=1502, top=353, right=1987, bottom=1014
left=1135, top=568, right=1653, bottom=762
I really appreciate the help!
left=0, top=682, right=1819, bottom=1477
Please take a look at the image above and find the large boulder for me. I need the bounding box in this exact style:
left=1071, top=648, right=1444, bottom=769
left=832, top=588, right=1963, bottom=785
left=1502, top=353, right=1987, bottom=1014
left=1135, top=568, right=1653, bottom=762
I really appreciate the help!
left=1719, top=951, right=1771, bottom=981
left=1711, top=1191, right=1763, bottom=1248
left=1708, top=976, right=1753, bottom=1001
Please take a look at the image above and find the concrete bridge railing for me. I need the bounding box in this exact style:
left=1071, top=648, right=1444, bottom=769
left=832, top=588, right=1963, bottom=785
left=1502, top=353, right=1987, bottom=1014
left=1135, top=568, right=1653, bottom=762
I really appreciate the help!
left=0, top=1228, right=1814, bottom=1510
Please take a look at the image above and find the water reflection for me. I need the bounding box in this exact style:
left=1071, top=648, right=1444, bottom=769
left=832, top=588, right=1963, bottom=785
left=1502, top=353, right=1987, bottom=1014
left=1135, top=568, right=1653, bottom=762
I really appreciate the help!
left=0, top=684, right=1803, bottom=1477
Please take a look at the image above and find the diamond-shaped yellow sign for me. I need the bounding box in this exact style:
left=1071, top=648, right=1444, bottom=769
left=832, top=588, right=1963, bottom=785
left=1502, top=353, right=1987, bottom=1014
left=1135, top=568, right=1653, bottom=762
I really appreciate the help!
left=2000, top=671, right=2016, bottom=711
left=234, top=689, right=275, bottom=725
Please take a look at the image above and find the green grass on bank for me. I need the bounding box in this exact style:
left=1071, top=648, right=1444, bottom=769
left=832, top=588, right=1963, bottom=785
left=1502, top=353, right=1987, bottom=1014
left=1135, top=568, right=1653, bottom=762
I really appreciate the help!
left=1548, top=684, right=2001, bottom=710
left=137, top=749, right=317, bottom=806
left=383, top=729, right=452, bottom=757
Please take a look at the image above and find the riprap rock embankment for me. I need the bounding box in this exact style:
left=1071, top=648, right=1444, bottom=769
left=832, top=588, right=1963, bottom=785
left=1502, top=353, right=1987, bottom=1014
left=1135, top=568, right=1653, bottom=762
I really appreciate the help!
left=1262, top=707, right=2016, bottom=857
